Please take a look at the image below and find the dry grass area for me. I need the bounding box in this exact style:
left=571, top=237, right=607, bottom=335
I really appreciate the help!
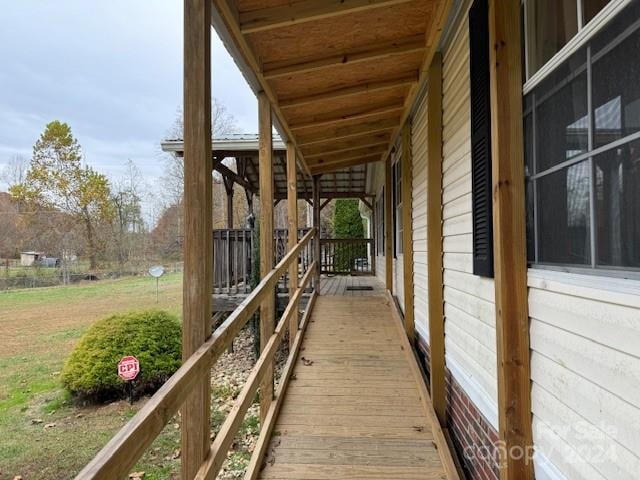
left=0, top=274, right=262, bottom=480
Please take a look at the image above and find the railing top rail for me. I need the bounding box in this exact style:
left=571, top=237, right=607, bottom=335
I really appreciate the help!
left=75, top=228, right=316, bottom=480
left=320, top=237, right=374, bottom=243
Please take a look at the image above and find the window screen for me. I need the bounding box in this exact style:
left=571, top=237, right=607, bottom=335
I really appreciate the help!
left=524, top=0, right=640, bottom=273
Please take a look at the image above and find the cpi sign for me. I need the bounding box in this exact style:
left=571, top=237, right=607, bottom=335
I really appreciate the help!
left=118, top=356, right=140, bottom=381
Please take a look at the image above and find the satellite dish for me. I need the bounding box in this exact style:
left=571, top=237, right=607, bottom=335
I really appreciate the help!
left=149, top=265, right=165, bottom=278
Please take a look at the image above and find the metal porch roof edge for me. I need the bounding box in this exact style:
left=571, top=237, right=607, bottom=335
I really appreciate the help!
left=160, top=133, right=287, bottom=155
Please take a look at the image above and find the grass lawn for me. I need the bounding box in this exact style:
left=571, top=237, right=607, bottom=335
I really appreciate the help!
left=0, top=274, right=186, bottom=479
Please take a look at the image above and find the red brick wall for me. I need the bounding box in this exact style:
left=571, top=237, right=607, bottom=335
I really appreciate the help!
left=416, top=337, right=500, bottom=480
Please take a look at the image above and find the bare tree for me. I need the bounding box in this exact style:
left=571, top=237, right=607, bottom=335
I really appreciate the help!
left=162, top=98, right=238, bottom=204
left=1, top=154, right=28, bottom=187
left=109, top=159, right=146, bottom=268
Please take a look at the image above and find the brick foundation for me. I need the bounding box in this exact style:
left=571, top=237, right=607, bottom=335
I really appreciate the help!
left=416, top=337, right=500, bottom=480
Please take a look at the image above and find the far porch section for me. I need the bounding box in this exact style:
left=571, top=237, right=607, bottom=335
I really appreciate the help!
left=162, top=135, right=378, bottom=309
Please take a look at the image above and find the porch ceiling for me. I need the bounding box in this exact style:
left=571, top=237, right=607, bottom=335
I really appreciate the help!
left=211, top=0, right=452, bottom=175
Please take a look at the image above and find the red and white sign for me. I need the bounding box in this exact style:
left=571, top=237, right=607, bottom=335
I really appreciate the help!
left=118, top=356, right=140, bottom=381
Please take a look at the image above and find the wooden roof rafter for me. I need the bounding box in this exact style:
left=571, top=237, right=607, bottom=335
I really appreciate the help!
left=239, top=0, right=415, bottom=34
left=297, top=117, right=399, bottom=147
left=309, top=155, right=381, bottom=175
left=263, top=34, right=426, bottom=80
left=289, top=103, right=404, bottom=132
left=278, top=74, right=417, bottom=109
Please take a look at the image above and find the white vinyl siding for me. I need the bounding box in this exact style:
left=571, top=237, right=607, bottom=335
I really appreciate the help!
left=441, top=15, right=498, bottom=423
left=528, top=270, right=640, bottom=479
left=411, top=90, right=429, bottom=341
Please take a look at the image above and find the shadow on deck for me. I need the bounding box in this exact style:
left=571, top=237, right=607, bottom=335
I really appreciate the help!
left=258, top=294, right=458, bottom=479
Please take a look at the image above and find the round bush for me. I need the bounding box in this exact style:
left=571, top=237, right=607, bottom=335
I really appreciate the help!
left=61, top=310, right=182, bottom=401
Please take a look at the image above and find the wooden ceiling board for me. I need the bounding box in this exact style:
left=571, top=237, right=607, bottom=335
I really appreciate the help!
left=301, top=133, right=390, bottom=157
left=236, top=0, right=291, bottom=12
left=306, top=145, right=389, bottom=166
left=245, top=2, right=433, bottom=65
left=269, top=50, right=423, bottom=99
left=282, top=87, right=408, bottom=124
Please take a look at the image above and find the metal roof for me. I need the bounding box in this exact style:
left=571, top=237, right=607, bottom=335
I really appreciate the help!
left=160, top=134, right=372, bottom=200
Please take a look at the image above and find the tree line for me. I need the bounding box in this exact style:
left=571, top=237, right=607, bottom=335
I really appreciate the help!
left=0, top=101, right=243, bottom=274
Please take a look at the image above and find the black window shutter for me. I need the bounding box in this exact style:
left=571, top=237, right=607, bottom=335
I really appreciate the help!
left=469, top=0, right=494, bottom=278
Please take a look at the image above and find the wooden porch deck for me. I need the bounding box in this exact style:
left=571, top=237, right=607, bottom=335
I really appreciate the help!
left=258, top=294, right=456, bottom=479
left=319, top=275, right=386, bottom=296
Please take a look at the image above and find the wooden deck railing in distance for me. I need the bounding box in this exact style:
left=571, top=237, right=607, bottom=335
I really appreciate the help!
left=75, top=228, right=318, bottom=480
left=320, top=238, right=374, bottom=275
left=213, top=228, right=311, bottom=295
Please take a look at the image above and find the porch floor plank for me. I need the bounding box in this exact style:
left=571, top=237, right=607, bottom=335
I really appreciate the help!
left=257, top=295, right=453, bottom=480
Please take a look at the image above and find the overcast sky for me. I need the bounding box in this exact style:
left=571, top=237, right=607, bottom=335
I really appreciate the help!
left=0, top=1, right=257, bottom=209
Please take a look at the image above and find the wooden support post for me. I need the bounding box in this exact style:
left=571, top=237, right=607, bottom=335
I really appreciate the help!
left=286, top=142, right=298, bottom=349
left=258, top=92, right=275, bottom=423
left=223, top=176, right=234, bottom=228
left=401, top=123, right=415, bottom=343
left=488, top=2, right=534, bottom=479
left=181, top=0, right=211, bottom=478
left=312, top=175, right=321, bottom=290
left=384, top=158, right=393, bottom=291
left=426, top=52, right=446, bottom=424
left=371, top=204, right=377, bottom=277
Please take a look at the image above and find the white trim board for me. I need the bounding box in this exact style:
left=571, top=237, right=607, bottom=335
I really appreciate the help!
left=523, top=0, right=631, bottom=94
left=445, top=354, right=498, bottom=430
left=415, top=322, right=429, bottom=346
left=534, top=453, right=569, bottom=480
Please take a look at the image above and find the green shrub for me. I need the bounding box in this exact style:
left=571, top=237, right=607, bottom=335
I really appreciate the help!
left=333, top=199, right=366, bottom=272
left=61, top=310, right=181, bottom=401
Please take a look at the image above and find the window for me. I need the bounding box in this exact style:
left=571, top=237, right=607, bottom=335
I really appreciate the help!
left=376, top=189, right=385, bottom=255
left=525, top=0, right=640, bottom=273
left=523, top=0, right=613, bottom=79
left=393, top=158, right=403, bottom=257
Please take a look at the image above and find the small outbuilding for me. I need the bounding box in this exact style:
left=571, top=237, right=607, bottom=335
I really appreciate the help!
left=20, top=251, right=44, bottom=267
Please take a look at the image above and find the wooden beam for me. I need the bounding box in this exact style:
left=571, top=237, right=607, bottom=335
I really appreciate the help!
left=384, top=158, right=393, bottom=291
left=215, top=163, right=257, bottom=194
left=312, top=175, right=321, bottom=289
left=182, top=0, right=212, bottom=478
left=212, top=0, right=312, bottom=176
left=307, top=147, right=387, bottom=167
left=264, top=34, right=425, bottom=80
left=304, top=138, right=390, bottom=159
left=381, top=0, right=454, bottom=167
left=279, top=74, right=416, bottom=109
left=298, top=117, right=399, bottom=147
left=239, top=0, right=414, bottom=34
left=286, top=142, right=299, bottom=350
left=426, top=53, right=446, bottom=425
left=489, top=1, right=534, bottom=479
left=371, top=200, right=377, bottom=277
left=400, top=123, right=414, bottom=343
left=290, top=104, right=404, bottom=132
left=319, top=198, right=331, bottom=212
left=258, top=93, right=275, bottom=423
left=309, top=155, right=381, bottom=175
left=360, top=196, right=373, bottom=211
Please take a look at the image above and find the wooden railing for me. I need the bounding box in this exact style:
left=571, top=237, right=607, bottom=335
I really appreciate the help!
left=76, top=228, right=318, bottom=480
left=213, top=228, right=311, bottom=294
left=320, top=238, right=374, bottom=275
